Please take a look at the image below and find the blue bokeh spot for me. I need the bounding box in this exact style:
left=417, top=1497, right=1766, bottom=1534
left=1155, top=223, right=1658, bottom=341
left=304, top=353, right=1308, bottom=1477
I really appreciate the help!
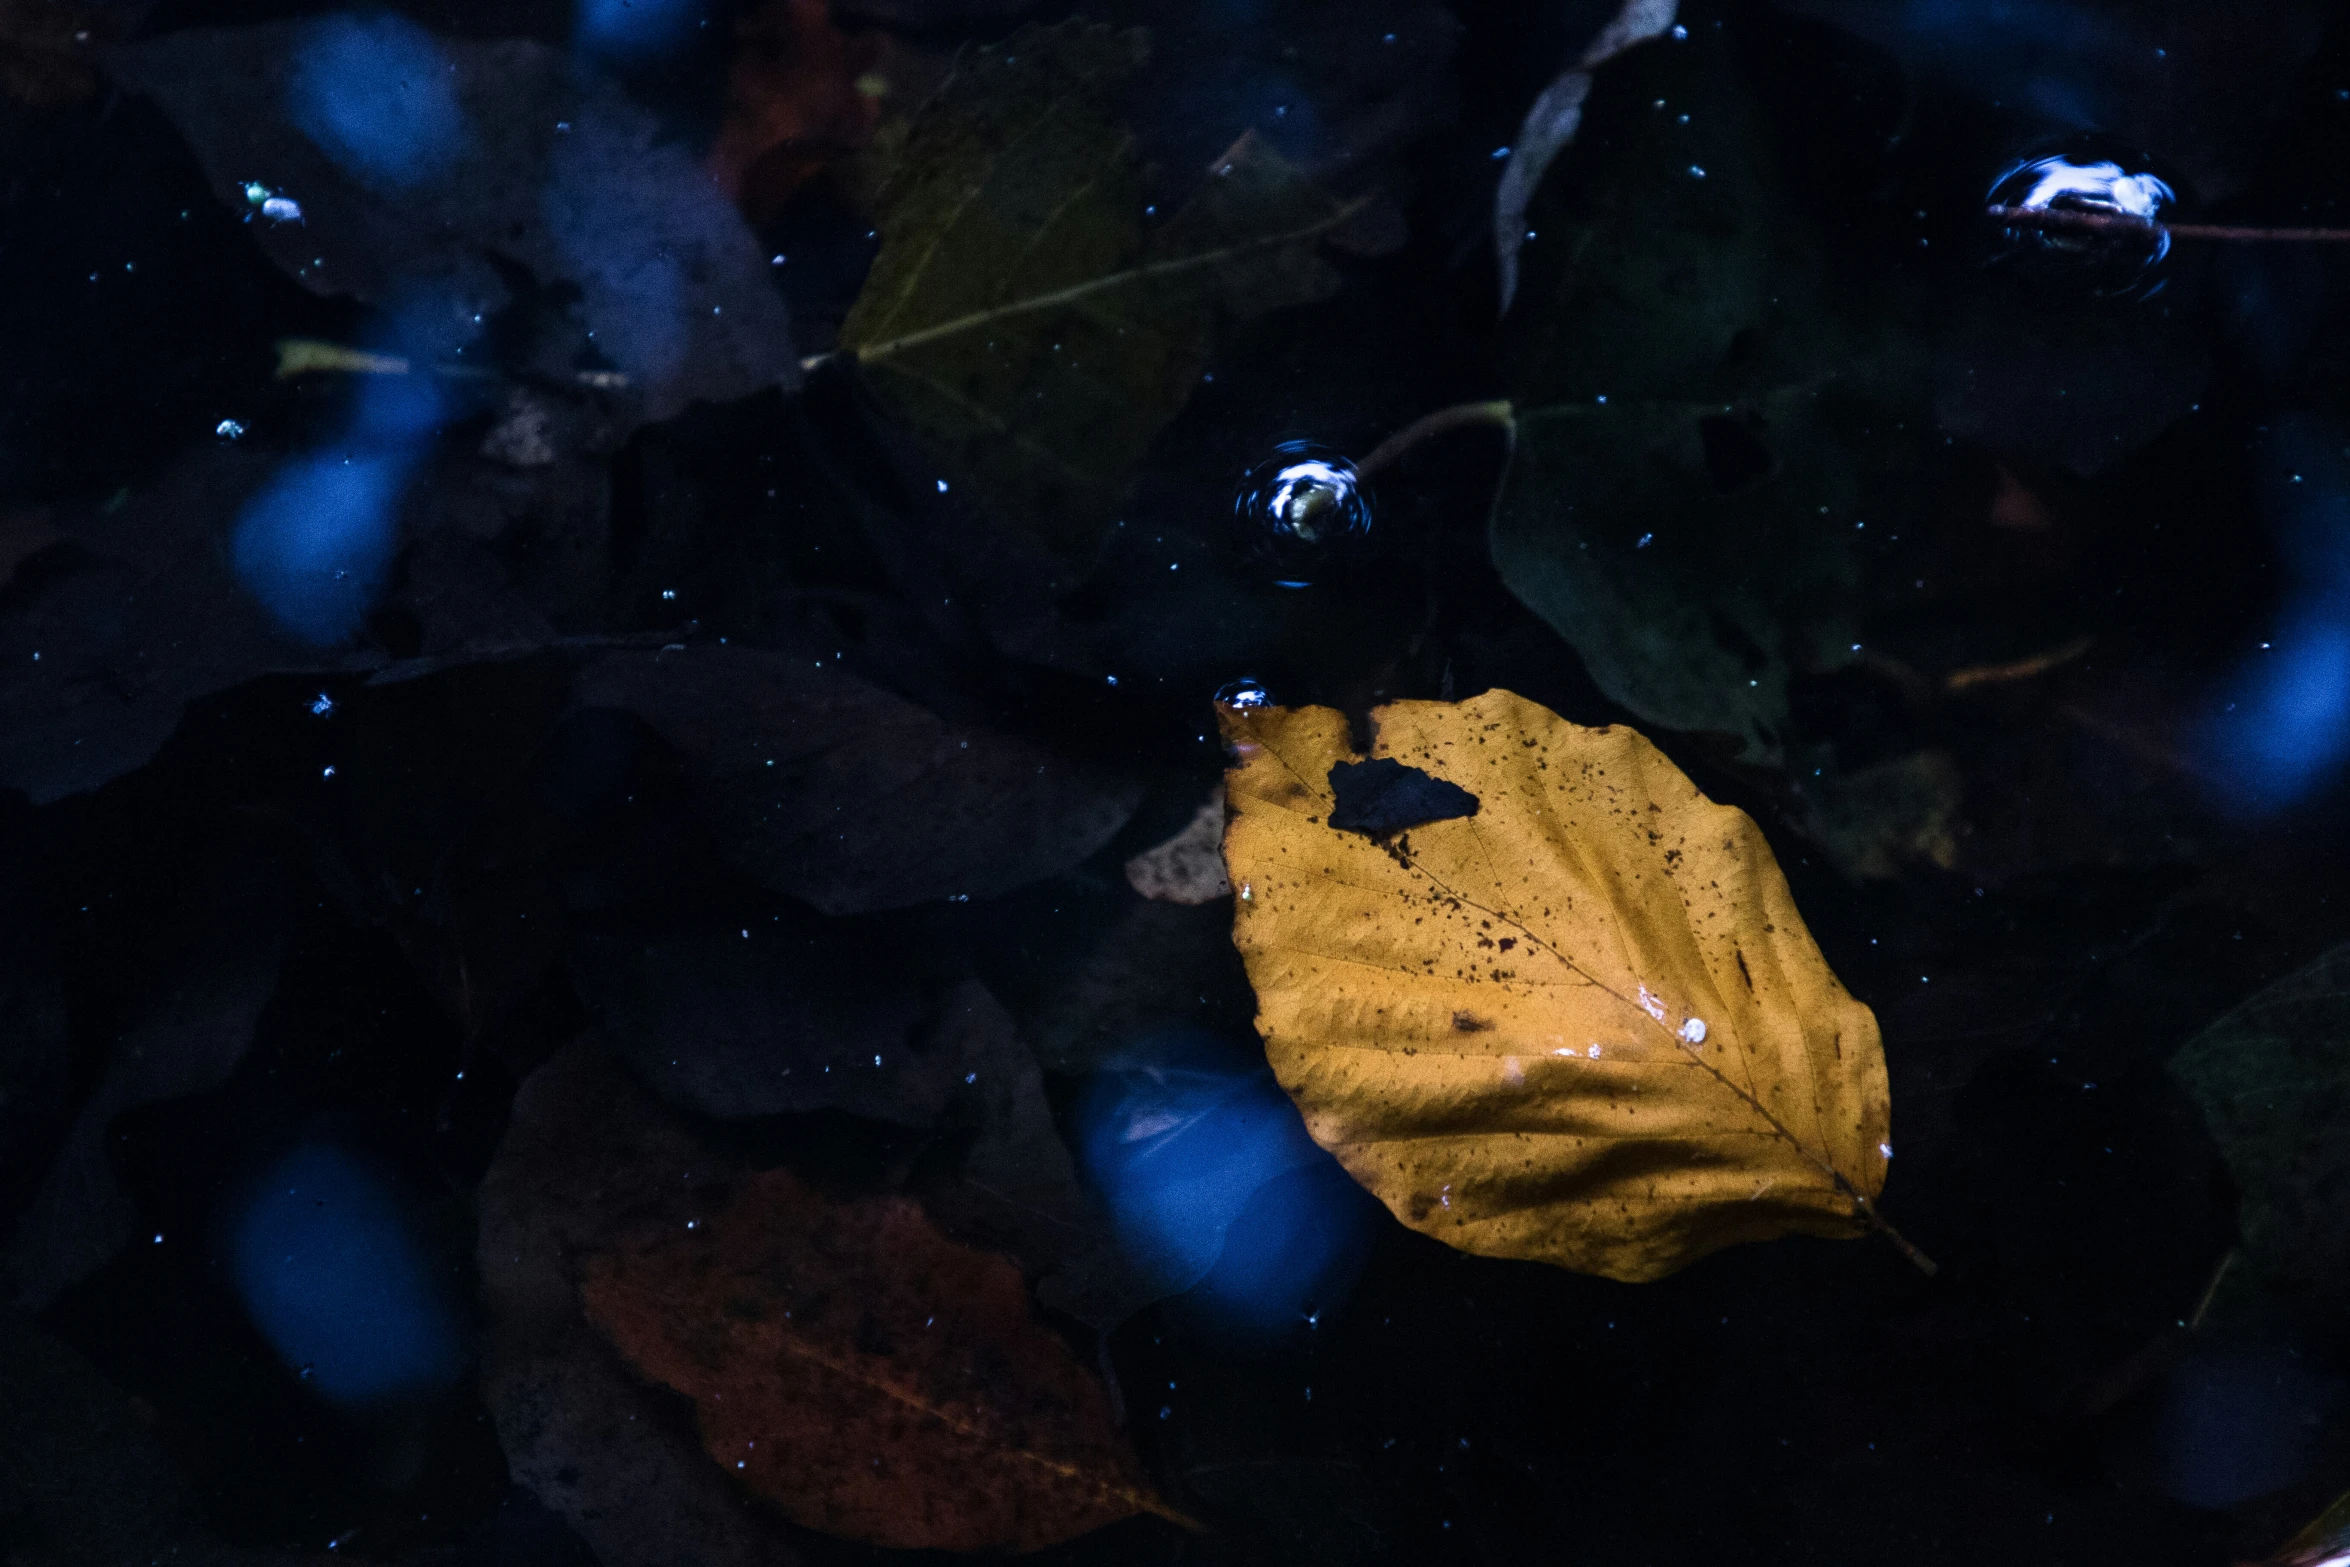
left=574, top=0, right=706, bottom=62
left=287, top=14, right=465, bottom=190
left=1076, top=1030, right=1375, bottom=1335
left=232, top=447, right=413, bottom=646
left=230, top=1142, right=463, bottom=1406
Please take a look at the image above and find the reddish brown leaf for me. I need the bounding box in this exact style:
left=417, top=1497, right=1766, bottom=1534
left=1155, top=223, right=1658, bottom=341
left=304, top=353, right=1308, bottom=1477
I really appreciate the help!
left=580, top=1166, right=1182, bottom=1553
left=707, top=0, right=885, bottom=219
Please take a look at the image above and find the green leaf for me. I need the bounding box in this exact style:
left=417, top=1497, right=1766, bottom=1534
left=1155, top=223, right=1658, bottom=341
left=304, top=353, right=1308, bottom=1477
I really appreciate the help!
left=840, top=20, right=1358, bottom=562
left=1490, top=20, right=1928, bottom=767
left=2171, top=942, right=2350, bottom=1299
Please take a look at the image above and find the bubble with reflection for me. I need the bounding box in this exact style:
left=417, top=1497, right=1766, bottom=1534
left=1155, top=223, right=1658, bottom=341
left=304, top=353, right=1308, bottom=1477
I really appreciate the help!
left=1988, top=142, right=2182, bottom=298
left=1215, top=677, right=1273, bottom=710
left=1235, top=440, right=1372, bottom=585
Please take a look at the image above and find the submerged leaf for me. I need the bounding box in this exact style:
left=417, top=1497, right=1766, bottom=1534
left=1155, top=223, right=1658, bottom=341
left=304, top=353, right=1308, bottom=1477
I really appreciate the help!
left=1220, top=689, right=1898, bottom=1282
left=577, top=646, right=1141, bottom=914
left=2171, top=942, right=2350, bottom=1301
left=839, top=21, right=1356, bottom=561
left=581, top=1165, right=1182, bottom=1552
left=1491, top=18, right=1926, bottom=767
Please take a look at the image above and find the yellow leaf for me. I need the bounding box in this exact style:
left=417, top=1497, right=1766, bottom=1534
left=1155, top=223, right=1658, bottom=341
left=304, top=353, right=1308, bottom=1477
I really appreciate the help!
left=1219, top=688, right=1925, bottom=1283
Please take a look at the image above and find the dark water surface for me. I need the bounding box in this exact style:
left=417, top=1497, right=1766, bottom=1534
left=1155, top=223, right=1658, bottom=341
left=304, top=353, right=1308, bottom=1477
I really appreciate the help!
left=9, top=0, right=2350, bottom=1562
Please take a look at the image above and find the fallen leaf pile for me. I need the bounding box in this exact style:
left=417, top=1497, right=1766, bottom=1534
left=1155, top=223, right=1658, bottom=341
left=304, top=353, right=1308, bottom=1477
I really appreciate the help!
left=1220, top=687, right=1909, bottom=1281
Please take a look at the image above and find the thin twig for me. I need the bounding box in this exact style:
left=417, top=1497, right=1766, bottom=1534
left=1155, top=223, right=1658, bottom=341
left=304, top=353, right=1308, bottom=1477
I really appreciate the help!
left=1986, top=205, right=2350, bottom=244
left=1355, top=399, right=1516, bottom=479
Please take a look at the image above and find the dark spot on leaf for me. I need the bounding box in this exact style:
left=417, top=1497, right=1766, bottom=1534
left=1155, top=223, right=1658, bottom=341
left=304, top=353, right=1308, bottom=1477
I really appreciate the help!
left=1327, top=758, right=1479, bottom=836
left=1452, top=1011, right=1493, bottom=1032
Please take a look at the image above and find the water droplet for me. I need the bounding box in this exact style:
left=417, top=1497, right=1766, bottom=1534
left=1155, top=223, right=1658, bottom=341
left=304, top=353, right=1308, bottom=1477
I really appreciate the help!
left=1678, top=1017, right=1707, bottom=1044
left=1987, top=141, right=2183, bottom=298
left=1215, top=677, right=1273, bottom=709
left=216, top=418, right=246, bottom=440
left=1235, top=441, right=1372, bottom=584
left=308, top=692, right=334, bottom=717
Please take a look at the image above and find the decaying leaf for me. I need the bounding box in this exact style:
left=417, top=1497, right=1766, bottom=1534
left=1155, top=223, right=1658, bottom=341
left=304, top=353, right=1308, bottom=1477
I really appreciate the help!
left=1220, top=688, right=1907, bottom=1282
left=838, top=20, right=1357, bottom=561
left=1492, top=0, right=1678, bottom=311
left=2171, top=941, right=2350, bottom=1302
left=1125, top=786, right=1232, bottom=905
left=581, top=1165, right=1183, bottom=1552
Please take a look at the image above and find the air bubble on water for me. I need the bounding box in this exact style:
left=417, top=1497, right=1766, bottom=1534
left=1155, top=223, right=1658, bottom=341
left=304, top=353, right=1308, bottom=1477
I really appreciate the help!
left=216, top=419, right=247, bottom=440
left=1235, top=440, right=1372, bottom=585
left=1678, top=1017, right=1707, bottom=1045
left=1216, top=677, right=1273, bottom=709
left=1988, top=142, right=2182, bottom=298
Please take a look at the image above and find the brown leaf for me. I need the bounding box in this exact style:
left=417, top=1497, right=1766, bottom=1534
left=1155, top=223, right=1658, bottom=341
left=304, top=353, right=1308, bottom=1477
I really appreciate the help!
left=1219, top=688, right=1916, bottom=1282
left=707, top=0, right=885, bottom=220
left=580, top=1166, right=1185, bottom=1552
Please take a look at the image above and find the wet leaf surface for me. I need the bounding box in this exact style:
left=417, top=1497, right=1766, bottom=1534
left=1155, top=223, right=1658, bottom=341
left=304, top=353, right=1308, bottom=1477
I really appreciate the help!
left=1220, top=688, right=1899, bottom=1281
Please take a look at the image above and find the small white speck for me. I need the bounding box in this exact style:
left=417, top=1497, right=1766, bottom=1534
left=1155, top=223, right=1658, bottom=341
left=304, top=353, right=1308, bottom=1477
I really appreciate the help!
left=1879, top=1142, right=1893, bottom=1159
left=936, top=479, right=949, bottom=492
left=1678, top=1018, right=1707, bottom=1045
left=216, top=418, right=246, bottom=439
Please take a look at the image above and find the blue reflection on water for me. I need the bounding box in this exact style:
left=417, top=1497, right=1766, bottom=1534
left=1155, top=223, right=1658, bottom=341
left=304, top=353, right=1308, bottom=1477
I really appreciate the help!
left=2155, top=1347, right=2335, bottom=1509
left=1075, top=1030, right=1374, bottom=1335
left=286, top=15, right=465, bottom=191
left=575, top=0, right=705, bottom=61
left=230, top=1142, right=462, bottom=1406
left=233, top=369, right=440, bottom=645
left=542, top=122, right=689, bottom=389
left=2206, top=419, right=2350, bottom=810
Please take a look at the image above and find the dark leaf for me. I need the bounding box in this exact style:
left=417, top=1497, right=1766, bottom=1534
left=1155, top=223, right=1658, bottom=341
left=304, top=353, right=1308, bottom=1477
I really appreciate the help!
left=1492, top=25, right=1924, bottom=769
left=0, top=1307, right=301, bottom=1567
left=0, top=455, right=371, bottom=803
left=8, top=825, right=292, bottom=1308
left=478, top=1044, right=802, bottom=1567
left=838, top=21, right=1356, bottom=562
left=578, top=645, right=1141, bottom=913
left=2172, top=942, right=2350, bottom=1303
left=570, top=903, right=1155, bottom=1327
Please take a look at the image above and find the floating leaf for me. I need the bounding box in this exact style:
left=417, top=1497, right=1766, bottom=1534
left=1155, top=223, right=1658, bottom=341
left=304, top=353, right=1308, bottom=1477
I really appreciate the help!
left=581, top=1165, right=1184, bottom=1552
left=1490, top=18, right=1927, bottom=767
left=839, top=20, right=1357, bottom=561
left=2171, top=941, right=2350, bottom=1301
left=1219, top=688, right=1911, bottom=1282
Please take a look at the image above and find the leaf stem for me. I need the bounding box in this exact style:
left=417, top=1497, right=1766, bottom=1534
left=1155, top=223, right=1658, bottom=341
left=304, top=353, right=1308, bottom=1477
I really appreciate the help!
left=1355, top=399, right=1516, bottom=479
left=1985, top=205, right=2350, bottom=244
